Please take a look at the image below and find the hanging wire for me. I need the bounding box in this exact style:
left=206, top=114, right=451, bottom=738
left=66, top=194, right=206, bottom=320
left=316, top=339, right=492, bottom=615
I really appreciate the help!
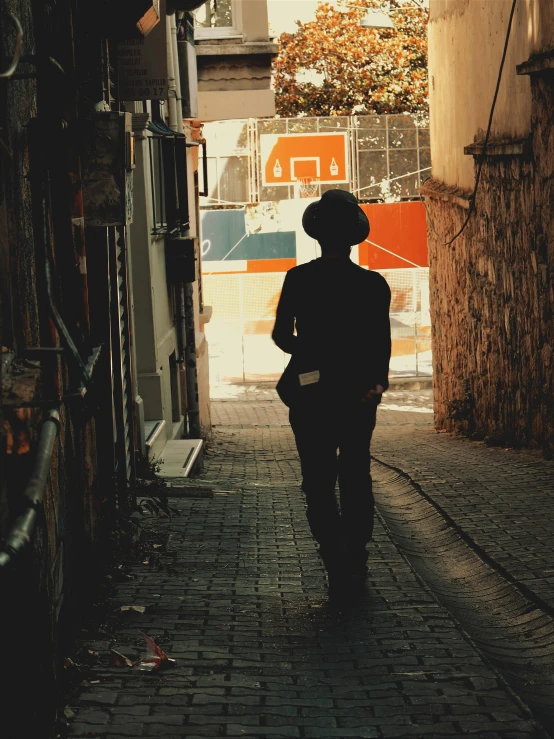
left=421, top=0, right=518, bottom=246
left=352, top=166, right=431, bottom=196
left=0, top=10, right=23, bottom=79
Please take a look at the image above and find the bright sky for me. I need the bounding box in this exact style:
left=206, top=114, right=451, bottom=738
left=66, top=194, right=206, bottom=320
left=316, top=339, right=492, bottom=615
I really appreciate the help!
left=267, top=0, right=320, bottom=36
left=267, top=0, right=429, bottom=36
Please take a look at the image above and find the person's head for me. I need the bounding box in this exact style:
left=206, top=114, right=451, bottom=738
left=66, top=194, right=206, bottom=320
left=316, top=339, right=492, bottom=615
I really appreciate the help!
left=302, top=189, right=370, bottom=256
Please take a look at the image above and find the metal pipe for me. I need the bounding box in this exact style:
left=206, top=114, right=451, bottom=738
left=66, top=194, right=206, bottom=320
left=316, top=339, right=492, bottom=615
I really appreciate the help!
left=184, top=282, right=200, bottom=437
left=166, top=14, right=178, bottom=131
left=177, top=284, right=186, bottom=364
left=170, top=14, right=184, bottom=131
left=200, top=139, right=208, bottom=198
left=0, top=409, right=61, bottom=571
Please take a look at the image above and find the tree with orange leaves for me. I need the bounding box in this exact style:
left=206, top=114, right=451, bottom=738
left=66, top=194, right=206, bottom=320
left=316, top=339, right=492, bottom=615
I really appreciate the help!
left=273, top=0, right=428, bottom=117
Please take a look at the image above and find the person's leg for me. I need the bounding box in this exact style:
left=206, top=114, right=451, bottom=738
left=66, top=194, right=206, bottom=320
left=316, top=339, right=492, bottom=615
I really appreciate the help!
left=337, top=402, right=377, bottom=576
left=289, top=403, right=341, bottom=573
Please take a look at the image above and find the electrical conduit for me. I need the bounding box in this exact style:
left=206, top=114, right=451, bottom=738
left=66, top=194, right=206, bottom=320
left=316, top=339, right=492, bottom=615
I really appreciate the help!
left=0, top=409, right=61, bottom=570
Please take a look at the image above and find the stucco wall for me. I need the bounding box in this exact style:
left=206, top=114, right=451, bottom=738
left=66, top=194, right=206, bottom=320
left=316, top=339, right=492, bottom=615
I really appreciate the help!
left=429, top=0, right=554, bottom=189
left=198, top=89, right=275, bottom=121
left=242, top=0, right=270, bottom=41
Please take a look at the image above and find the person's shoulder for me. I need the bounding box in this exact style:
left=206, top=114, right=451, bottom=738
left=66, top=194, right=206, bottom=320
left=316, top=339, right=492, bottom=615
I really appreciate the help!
left=353, top=264, right=388, bottom=283
left=355, top=265, right=391, bottom=295
left=285, top=259, right=319, bottom=279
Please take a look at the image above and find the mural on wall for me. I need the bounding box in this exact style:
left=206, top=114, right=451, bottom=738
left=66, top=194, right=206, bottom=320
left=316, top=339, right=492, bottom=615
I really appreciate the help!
left=201, top=201, right=427, bottom=272
left=201, top=201, right=431, bottom=383
left=201, top=208, right=296, bottom=274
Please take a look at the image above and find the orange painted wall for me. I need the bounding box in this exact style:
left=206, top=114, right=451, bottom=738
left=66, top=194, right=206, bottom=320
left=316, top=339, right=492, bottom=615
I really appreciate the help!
left=247, top=258, right=296, bottom=273
left=358, top=201, right=428, bottom=269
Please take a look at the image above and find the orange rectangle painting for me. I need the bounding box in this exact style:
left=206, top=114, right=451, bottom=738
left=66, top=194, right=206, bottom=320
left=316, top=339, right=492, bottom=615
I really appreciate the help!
left=358, top=202, right=428, bottom=270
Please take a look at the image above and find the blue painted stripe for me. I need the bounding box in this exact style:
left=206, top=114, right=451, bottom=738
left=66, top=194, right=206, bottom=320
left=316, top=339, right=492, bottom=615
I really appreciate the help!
left=201, top=210, right=296, bottom=261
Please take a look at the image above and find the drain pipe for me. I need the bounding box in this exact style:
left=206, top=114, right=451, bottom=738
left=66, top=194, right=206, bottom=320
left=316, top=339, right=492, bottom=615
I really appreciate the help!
left=184, top=283, right=200, bottom=438
left=166, top=13, right=179, bottom=132
left=0, top=408, right=60, bottom=571
left=168, top=11, right=200, bottom=438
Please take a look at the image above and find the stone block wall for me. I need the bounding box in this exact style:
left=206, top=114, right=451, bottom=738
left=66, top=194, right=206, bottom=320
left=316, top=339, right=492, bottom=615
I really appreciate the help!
left=426, top=74, right=554, bottom=454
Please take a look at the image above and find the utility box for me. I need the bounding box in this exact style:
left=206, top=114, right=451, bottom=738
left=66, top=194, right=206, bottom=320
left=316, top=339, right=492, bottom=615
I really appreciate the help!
left=165, top=237, right=196, bottom=284
left=82, top=113, right=135, bottom=227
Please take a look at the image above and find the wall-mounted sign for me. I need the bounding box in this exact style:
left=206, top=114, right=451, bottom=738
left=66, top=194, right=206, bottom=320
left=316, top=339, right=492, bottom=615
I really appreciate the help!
left=118, top=0, right=168, bottom=101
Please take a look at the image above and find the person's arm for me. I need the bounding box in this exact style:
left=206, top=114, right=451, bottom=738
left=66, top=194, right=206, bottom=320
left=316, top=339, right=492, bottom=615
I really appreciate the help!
left=272, top=270, right=298, bottom=355
left=373, top=276, right=392, bottom=391
left=364, top=276, right=391, bottom=401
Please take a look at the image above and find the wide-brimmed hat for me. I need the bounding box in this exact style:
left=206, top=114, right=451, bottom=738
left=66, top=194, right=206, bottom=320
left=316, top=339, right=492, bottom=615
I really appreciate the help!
left=302, top=189, right=369, bottom=246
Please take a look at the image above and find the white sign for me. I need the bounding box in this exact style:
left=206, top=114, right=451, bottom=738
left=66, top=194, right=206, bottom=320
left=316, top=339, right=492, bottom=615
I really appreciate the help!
left=118, top=0, right=168, bottom=101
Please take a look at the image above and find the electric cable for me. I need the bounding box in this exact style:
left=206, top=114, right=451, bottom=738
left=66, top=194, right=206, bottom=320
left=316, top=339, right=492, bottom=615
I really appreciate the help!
left=0, top=11, right=23, bottom=79
left=421, top=0, right=518, bottom=246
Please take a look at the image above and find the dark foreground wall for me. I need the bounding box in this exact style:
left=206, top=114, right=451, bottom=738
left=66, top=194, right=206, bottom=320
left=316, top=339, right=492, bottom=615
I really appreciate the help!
left=425, top=73, right=554, bottom=453
left=0, top=2, right=116, bottom=736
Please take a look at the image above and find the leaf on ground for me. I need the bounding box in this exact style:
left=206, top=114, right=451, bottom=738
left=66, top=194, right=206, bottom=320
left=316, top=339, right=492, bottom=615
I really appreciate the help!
left=111, top=649, right=135, bottom=668
left=119, top=605, right=146, bottom=614
left=135, top=630, right=177, bottom=671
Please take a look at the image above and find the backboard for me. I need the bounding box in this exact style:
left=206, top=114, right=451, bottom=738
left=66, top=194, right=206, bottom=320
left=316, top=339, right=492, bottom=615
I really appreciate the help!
left=260, top=132, right=349, bottom=187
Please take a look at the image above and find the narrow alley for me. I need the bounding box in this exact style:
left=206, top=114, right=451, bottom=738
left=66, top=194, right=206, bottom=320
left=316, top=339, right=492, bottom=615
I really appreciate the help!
left=64, top=387, right=554, bottom=739
left=3, top=3, right=554, bottom=739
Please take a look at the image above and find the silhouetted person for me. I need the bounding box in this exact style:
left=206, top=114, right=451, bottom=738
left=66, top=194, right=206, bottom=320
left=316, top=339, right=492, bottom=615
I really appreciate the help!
left=272, top=189, right=391, bottom=600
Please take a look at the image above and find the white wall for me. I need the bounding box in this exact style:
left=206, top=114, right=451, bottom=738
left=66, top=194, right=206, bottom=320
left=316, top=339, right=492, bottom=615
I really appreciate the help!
left=429, top=0, right=554, bottom=189
left=242, top=0, right=271, bottom=40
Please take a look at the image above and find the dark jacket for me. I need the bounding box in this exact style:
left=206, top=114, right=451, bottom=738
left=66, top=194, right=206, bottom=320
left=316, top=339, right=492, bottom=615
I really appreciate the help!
left=272, top=257, right=391, bottom=405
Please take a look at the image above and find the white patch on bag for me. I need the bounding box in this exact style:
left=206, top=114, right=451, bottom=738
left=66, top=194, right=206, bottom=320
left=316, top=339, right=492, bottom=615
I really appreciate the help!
left=298, top=370, right=320, bottom=386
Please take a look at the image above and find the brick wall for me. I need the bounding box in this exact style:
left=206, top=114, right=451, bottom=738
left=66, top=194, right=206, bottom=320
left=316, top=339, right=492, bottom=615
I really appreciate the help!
left=426, top=75, right=554, bottom=454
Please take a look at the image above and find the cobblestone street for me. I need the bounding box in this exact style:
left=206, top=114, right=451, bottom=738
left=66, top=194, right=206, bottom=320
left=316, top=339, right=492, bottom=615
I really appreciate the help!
left=64, top=386, right=554, bottom=738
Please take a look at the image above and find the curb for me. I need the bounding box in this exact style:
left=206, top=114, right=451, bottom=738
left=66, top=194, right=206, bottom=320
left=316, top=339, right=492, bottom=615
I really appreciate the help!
left=218, top=376, right=434, bottom=392
left=372, top=459, right=554, bottom=736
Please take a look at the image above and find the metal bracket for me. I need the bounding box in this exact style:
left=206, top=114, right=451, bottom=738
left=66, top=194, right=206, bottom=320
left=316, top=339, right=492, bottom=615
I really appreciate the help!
left=6, top=54, right=65, bottom=81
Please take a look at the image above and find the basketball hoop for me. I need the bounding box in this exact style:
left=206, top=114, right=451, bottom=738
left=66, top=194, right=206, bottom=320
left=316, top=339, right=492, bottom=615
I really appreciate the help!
left=297, top=177, right=320, bottom=199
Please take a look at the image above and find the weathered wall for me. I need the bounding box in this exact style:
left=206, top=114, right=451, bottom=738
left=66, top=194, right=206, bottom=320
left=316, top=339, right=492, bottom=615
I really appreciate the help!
left=1, top=3, right=109, bottom=736
left=427, top=71, right=554, bottom=453
left=429, top=0, right=554, bottom=189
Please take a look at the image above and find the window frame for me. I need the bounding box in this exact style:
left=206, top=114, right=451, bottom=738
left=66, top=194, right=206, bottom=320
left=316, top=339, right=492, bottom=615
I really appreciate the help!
left=194, top=0, right=243, bottom=39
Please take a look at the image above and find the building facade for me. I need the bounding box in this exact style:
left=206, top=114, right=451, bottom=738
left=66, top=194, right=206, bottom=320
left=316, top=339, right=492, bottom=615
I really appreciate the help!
left=0, top=1, right=210, bottom=735
left=425, top=0, right=554, bottom=452
left=127, top=3, right=211, bottom=462
left=194, top=0, right=278, bottom=121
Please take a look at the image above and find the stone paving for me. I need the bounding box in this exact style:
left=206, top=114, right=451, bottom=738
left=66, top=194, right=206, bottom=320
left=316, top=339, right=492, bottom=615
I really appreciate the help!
left=370, top=399, right=554, bottom=612
left=220, top=386, right=554, bottom=611
left=66, top=387, right=547, bottom=739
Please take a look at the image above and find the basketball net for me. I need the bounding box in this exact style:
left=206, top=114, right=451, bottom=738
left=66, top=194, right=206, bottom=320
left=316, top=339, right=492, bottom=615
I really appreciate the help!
left=296, top=177, right=320, bottom=199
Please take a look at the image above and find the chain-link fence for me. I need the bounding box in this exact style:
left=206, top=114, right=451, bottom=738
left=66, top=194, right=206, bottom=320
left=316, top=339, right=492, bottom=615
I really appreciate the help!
left=200, top=114, right=430, bottom=207
left=203, top=267, right=431, bottom=384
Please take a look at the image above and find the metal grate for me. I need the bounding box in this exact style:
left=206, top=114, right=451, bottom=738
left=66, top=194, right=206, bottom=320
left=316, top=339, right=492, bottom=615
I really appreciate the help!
left=110, top=226, right=135, bottom=491
left=199, top=114, right=430, bottom=207
left=148, top=134, right=190, bottom=236
left=203, top=268, right=432, bottom=383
